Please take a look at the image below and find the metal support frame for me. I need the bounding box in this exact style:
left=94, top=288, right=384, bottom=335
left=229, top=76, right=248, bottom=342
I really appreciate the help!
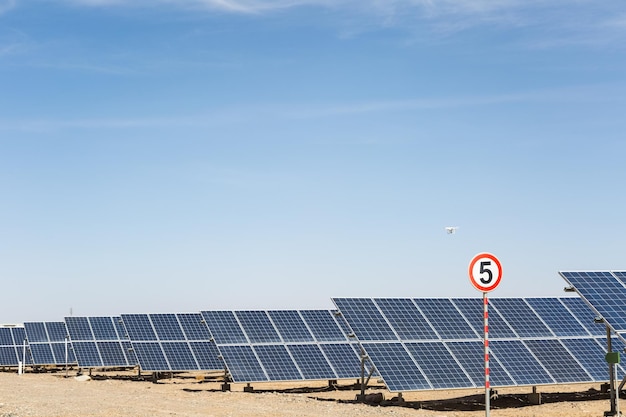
left=356, top=346, right=376, bottom=401
left=604, top=325, right=622, bottom=417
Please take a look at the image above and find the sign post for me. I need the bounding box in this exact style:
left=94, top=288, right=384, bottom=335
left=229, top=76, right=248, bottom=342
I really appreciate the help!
left=468, top=253, right=503, bottom=417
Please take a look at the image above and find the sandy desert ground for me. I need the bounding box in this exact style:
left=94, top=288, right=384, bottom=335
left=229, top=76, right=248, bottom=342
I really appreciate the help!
left=0, top=370, right=622, bottom=417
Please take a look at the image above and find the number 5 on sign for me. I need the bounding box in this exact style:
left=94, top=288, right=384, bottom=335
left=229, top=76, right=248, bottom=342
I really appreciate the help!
left=469, top=253, right=502, bottom=293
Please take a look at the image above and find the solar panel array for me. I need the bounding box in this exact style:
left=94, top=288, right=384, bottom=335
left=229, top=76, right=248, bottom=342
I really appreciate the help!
left=201, top=310, right=371, bottom=383
left=0, top=327, right=31, bottom=366
left=120, top=313, right=222, bottom=372
left=64, top=316, right=137, bottom=368
left=560, top=271, right=626, bottom=339
left=333, top=297, right=619, bottom=392
left=24, top=322, right=77, bottom=366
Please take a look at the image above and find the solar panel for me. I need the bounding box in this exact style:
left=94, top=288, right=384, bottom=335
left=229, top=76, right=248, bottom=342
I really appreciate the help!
left=445, top=341, right=514, bottom=387
left=560, top=271, right=626, bottom=332
left=413, top=299, right=478, bottom=340
left=298, top=310, right=347, bottom=342
left=65, top=316, right=135, bottom=368
left=333, top=297, right=609, bottom=392
left=331, top=299, right=397, bottom=341
left=24, top=322, right=76, bottom=366
left=489, top=299, right=553, bottom=338
left=489, top=340, right=555, bottom=385
left=560, top=338, right=621, bottom=382
left=451, top=298, right=517, bottom=339
left=523, top=339, right=591, bottom=383
left=121, top=313, right=222, bottom=372
left=375, top=298, right=438, bottom=340
left=560, top=297, right=606, bottom=336
left=525, top=298, right=590, bottom=337
left=404, top=342, right=473, bottom=389
left=361, top=342, right=431, bottom=392
left=0, top=327, right=29, bottom=366
left=201, top=309, right=366, bottom=384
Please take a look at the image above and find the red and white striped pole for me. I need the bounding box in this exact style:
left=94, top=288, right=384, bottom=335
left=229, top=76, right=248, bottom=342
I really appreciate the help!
left=469, top=253, right=502, bottom=417
left=484, top=292, right=490, bottom=417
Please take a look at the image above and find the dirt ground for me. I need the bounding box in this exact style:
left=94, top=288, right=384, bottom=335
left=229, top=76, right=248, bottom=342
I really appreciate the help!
left=0, top=369, right=622, bottom=417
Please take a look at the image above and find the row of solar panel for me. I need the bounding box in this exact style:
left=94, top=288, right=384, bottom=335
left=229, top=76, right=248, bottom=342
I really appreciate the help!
left=331, top=297, right=619, bottom=392
left=1, top=296, right=620, bottom=393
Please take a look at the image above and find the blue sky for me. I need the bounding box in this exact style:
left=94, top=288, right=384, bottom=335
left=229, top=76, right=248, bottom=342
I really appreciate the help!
left=1, top=0, right=625, bottom=322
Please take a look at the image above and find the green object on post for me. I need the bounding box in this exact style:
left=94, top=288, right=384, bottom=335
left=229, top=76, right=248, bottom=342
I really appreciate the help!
left=605, top=352, right=620, bottom=364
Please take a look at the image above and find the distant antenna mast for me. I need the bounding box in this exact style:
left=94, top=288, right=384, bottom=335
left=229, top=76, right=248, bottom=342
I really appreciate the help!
left=69, top=307, right=73, bottom=317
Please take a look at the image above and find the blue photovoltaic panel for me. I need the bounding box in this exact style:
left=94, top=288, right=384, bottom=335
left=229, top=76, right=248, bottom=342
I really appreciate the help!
left=299, top=310, right=347, bottom=342
left=97, top=341, right=129, bottom=367
left=28, top=343, right=55, bottom=365
left=253, top=345, right=302, bottom=381
left=151, top=314, right=186, bottom=341
left=25, top=322, right=75, bottom=366
left=334, top=297, right=611, bottom=392
left=189, top=341, right=222, bottom=370
left=560, top=297, right=606, bottom=336
left=0, top=328, right=14, bottom=345
left=404, top=342, right=473, bottom=389
left=375, top=299, right=438, bottom=340
left=288, top=344, right=337, bottom=380
left=523, top=339, right=591, bottom=383
left=451, top=298, right=517, bottom=339
left=490, top=340, right=554, bottom=386
left=219, top=345, right=268, bottom=382
left=122, top=313, right=222, bottom=372
left=65, top=317, right=93, bottom=341
left=177, top=313, right=212, bottom=341
left=268, top=311, right=314, bottom=343
left=161, top=342, right=198, bottom=371
left=490, top=299, right=553, bottom=338
left=11, top=328, right=30, bottom=365
left=131, top=342, right=169, bottom=371
left=613, top=271, right=626, bottom=287
left=0, top=346, right=18, bottom=366
left=66, top=317, right=134, bottom=368
left=46, top=322, right=69, bottom=342
left=200, top=311, right=248, bottom=344
left=560, top=338, right=620, bottom=382
left=445, top=341, right=515, bottom=387
left=413, top=299, right=478, bottom=340
left=560, top=271, right=626, bottom=332
left=121, top=315, right=158, bottom=341
left=320, top=343, right=363, bottom=379
left=362, top=342, right=431, bottom=392
left=333, top=299, right=397, bottom=341
left=90, top=317, right=119, bottom=340
left=71, top=342, right=101, bottom=367
left=236, top=311, right=281, bottom=343
left=24, top=322, right=48, bottom=343
left=526, top=298, right=589, bottom=337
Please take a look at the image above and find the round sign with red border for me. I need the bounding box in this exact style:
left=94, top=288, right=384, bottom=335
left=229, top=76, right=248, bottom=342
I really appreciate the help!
left=468, top=252, right=502, bottom=293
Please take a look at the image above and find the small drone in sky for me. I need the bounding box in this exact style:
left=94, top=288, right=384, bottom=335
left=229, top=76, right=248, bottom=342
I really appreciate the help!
left=445, top=226, right=459, bottom=234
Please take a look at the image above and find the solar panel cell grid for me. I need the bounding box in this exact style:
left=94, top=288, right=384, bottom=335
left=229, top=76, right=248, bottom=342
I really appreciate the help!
left=404, top=342, right=474, bottom=389
left=219, top=345, right=268, bottom=382
left=89, top=317, right=118, bottom=340
left=268, top=311, right=314, bottom=343
left=374, top=299, right=438, bottom=340
left=413, top=299, right=478, bottom=340
left=526, top=298, right=590, bottom=337
left=489, top=340, right=554, bottom=386
left=177, top=314, right=212, bottom=340
left=150, top=314, right=186, bottom=341
left=452, top=298, right=517, bottom=339
left=253, top=345, right=302, bottom=381
left=490, top=299, right=553, bottom=338
left=299, top=310, right=347, bottom=342
left=332, top=299, right=397, bottom=341
left=200, top=311, right=248, bottom=344
left=523, top=339, right=591, bottom=383
left=161, top=342, right=198, bottom=371
left=236, top=311, right=281, bottom=343
left=559, top=297, right=606, bottom=336
left=319, top=343, right=362, bottom=379
left=445, top=341, right=515, bottom=387
left=122, top=315, right=158, bottom=341
left=362, top=342, right=431, bottom=392
left=288, top=344, right=337, bottom=380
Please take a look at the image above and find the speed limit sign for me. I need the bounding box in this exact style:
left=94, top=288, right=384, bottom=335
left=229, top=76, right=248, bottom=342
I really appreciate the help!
left=468, top=253, right=502, bottom=293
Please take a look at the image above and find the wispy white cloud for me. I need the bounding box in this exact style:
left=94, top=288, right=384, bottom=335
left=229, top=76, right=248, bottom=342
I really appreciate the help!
left=2, top=83, right=623, bottom=132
